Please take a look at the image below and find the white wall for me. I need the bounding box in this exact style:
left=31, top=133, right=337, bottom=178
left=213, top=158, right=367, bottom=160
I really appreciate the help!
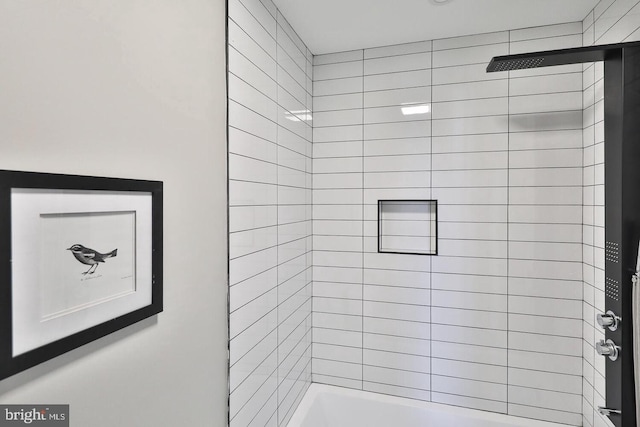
left=312, top=23, right=585, bottom=426
left=582, top=2, right=640, bottom=427
left=228, top=0, right=313, bottom=425
left=0, top=1, right=228, bottom=426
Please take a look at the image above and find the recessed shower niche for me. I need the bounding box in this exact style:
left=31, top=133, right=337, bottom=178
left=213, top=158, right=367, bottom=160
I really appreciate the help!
left=377, top=200, right=437, bottom=255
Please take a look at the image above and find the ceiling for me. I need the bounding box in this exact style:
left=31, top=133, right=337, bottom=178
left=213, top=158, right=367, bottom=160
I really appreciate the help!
left=272, top=0, right=600, bottom=55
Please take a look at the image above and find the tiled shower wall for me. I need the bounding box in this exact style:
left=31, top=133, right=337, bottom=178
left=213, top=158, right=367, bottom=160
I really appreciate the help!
left=582, top=1, right=640, bottom=426
left=311, top=23, right=586, bottom=425
left=227, top=0, right=313, bottom=425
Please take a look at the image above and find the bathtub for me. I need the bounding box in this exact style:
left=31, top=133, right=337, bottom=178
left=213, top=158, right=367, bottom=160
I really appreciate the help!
left=287, top=384, right=571, bottom=427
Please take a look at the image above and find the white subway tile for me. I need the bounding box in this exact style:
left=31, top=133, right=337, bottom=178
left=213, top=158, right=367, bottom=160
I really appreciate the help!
left=313, top=124, right=363, bottom=143
left=433, top=43, right=509, bottom=68
left=229, top=100, right=277, bottom=142
left=364, top=121, right=431, bottom=140
left=432, top=341, right=507, bottom=366
left=313, top=374, right=361, bottom=390
left=432, top=375, right=507, bottom=402
left=432, top=63, right=504, bottom=85
left=510, top=129, right=582, bottom=150
left=364, top=333, right=430, bottom=356
left=509, top=73, right=582, bottom=96
left=432, top=79, right=508, bottom=102
left=432, top=134, right=508, bottom=153
left=432, top=115, right=508, bottom=136
left=314, top=76, right=363, bottom=96
left=509, top=367, right=581, bottom=394
left=431, top=273, right=506, bottom=294
left=313, top=109, right=362, bottom=127
left=364, top=138, right=431, bottom=156
left=314, top=93, right=363, bottom=112
left=510, top=22, right=582, bottom=42
left=237, top=0, right=276, bottom=36
left=432, top=151, right=507, bottom=170
left=314, top=50, right=363, bottom=66
left=364, top=154, right=430, bottom=172
left=432, top=97, right=507, bottom=119
left=363, top=252, right=431, bottom=272
left=431, top=307, right=506, bottom=330
left=364, top=349, right=430, bottom=373
left=313, top=266, right=363, bottom=284
left=509, top=385, right=582, bottom=414
left=313, top=327, right=362, bottom=346
left=313, top=358, right=362, bottom=380
left=434, top=31, right=508, bottom=51
left=230, top=0, right=276, bottom=51
left=229, top=19, right=276, bottom=78
left=509, top=186, right=582, bottom=205
left=364, top=52, right=431, bottom=75
left=432, top=170, right=506, bottom=188
left=509, top=168, right=582, bottom=187
left=313, top=205, right=362, bottom=220
left=432, top=393, right=506, bottom=414
left=365, top=105, right=431, bottom=124
left=508, top=349, right=581, bottom=375
left=365, top=41, right=432, bottom=59
left=364, top=317, right=430, bottom=340
left=510, top=92, right=582, bottom=114
left=438, top=222, right=507, bottom=240
left=509, top=205, right=582, bottom=224
left=432, top=290, right=506, bottom=312
left=364, top=365, right=430, bottom=390
left=509, top=111, right=582, bottom=133
left=313, top=343, right=361, bottom=364
left=364, top=382, right=431, bottom=400
left=507, top=404, right=582, bottom=426
left=432, top=324, right=507, bottom=348
left=432, top=358, right=506, bottom=383
left=314, top=312, right=362, bottom=336
left=508, top=295, right=582, bottom=318
left=364, top=87, right=431, bottom=108
left=313, top=140, right=362, bottom=158
left=365, top=69, right=432, bottom=91
left=314, top=61, right=363, bottom=81
left=365, top=285, right=430, bottom=306
left=314, top=250, right=363, bottom=268
left=364, top=301, right=430, bottom=322
left=508, top=332, right=582, bottom=357
left=510, top=34, right=582, bottom=55
left=508, top=278, right=582, bottom=300
left=433, top=187, right=507, bottom=205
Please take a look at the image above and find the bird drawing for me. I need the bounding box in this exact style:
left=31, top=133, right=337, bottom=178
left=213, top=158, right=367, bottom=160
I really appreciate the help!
left=67, top=244, right=118, bottom=275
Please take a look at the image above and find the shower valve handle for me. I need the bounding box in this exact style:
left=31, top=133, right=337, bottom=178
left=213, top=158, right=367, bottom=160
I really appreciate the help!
left=596, top=310, right=620, bottom=331
left=596, top=339, right=620, bottom=361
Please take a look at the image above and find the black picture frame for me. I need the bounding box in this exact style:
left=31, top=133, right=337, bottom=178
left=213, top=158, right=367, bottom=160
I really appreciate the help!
left=0, top=170, right=163, bottom=381
left=377, top=199, right=438, bottom=256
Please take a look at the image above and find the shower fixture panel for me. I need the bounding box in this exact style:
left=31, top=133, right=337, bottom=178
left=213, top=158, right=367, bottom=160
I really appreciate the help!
left=488, top=42, right=640, bottom=427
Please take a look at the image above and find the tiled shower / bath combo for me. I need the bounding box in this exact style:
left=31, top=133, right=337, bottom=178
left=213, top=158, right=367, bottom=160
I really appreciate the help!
left=228, top=1, right=640, bottom=426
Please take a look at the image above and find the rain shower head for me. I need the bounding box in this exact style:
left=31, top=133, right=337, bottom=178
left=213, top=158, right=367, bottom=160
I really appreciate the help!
left=486, top=41, right=640, bottom=73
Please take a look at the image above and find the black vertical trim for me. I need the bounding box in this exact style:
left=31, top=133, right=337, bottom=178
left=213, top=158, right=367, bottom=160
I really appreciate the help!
left=619, top=46, right=640, bottom=427
left=604, top=46, right=640, bottom=427
left=604, top=46, right=624, bottom=427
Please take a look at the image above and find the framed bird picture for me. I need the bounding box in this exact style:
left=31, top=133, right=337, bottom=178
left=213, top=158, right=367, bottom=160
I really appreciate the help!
left=0, top=170, right=163, bottom=380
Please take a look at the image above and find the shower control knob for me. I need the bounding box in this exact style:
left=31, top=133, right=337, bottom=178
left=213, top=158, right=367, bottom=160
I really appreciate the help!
left=596, top=310, right=621, bottom=331
left=596, top=339, right=620, bottom=361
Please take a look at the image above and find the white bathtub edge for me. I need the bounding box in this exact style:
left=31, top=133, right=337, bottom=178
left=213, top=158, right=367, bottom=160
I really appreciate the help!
left=287, top=383, right=575, bottom=427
